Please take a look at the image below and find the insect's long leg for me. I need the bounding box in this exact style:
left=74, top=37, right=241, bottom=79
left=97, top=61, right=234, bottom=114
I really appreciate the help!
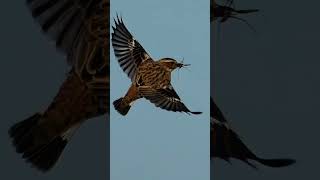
left=215, top=20, right=223, bottom=59
left=236, top=9, right=259, bottom=14
left=184, top=66, right=191, bottom=72
left=225, top=0, right=235, bottom=9
left=229, top=15, right=257, bottom=33
left=220, top=15, right=229, bottom=23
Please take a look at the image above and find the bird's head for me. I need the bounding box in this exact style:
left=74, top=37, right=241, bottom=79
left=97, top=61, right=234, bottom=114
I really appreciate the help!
left=158, top=58, right=190, bottom=71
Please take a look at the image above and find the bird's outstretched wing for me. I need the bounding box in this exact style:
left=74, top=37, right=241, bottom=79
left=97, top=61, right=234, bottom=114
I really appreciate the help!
left=26, top=0, right=110, bottom=78
left=139, top=85, right=202, bottom=114
left=26, top=0, right=90, bottom=64
left=26, top=0, right=109, bottom=109
left=210, top=98, right=295, bottom=168
left=111, top=16, right=151, bottom=80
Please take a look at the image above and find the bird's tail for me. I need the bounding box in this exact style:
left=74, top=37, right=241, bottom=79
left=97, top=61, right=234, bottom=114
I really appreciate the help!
left=8, top=113, right=79, bottom=172
left=113, top=97, right=131, bottom=116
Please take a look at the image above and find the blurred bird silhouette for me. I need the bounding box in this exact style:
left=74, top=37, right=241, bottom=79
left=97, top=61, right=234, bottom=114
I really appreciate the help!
left=211, top=98, right=296, bottom=168
left=111, top=16, right=201, bottom=116
left=210, top=0, right=295, bottom=168
left=8, top=0, right=109, bottom=172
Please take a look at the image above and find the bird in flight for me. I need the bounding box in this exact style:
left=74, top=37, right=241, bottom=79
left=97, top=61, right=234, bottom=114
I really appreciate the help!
left=210, top=98, right=296, bottom=168
left=8, top=0, right=109, bottom=172
left=111, top=16, right=201, bottom=116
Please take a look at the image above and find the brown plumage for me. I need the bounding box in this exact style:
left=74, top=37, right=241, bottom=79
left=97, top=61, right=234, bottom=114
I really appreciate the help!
left=111, top=17, right=201, bottom=116
left=9, top=0, right=109, bottom=172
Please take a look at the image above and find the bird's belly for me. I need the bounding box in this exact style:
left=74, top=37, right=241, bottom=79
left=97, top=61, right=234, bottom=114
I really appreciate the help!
left=74, top=0, right=109, bottom=80
left=137, top=67, right=169, bottom=88
left=74, top=0, right=110, bottom=114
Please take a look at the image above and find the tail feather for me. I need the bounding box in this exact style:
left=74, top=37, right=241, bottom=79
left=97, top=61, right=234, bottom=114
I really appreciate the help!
left=113, top=97, right=131, bottom=116
left=8, top=113, right=72, bottom=172
left=9, top=113, right=41, bottom=151
left=26, top=137, right=68, bottom=172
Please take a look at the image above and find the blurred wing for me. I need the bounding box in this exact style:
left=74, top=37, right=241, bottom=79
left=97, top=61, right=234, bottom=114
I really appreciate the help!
left=111, top=16, right=151, bottom=80
left=26, top=0, right=95, bottom=65
left=27, top=0, right=110, bottom=114
left=210, top=98, right=295, bottom=168
left=139, top=85, right=201, bottom=114
left=210, top=0, right=216, bottom=22
left=211, top=98, right=227, bottom=123
left=211, top=116, right=258, bottom=168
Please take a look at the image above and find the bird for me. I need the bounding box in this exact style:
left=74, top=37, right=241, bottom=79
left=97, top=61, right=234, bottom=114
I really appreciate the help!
left=210, top=98, right=296, bottom=168
left=111, top=16, right=201, bottom=116
left=211, top=0, right=258, bottom=32
left=8, top=0, right=109, bottom=172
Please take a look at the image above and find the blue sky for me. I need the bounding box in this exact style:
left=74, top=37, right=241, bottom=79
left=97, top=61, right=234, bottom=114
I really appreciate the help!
left=110, top=0, right=210, bottom=180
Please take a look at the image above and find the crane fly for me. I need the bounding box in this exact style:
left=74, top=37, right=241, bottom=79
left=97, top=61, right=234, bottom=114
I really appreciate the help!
left=211, top=0, right=259, bottom=32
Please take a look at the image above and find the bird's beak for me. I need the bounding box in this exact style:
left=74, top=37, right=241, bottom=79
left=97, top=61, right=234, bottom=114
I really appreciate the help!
left=177, top=63, right=191, bottom=68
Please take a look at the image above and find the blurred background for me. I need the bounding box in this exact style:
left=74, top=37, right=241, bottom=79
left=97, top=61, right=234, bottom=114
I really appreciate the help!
left=212, top=0, right=320, bottom=179
left=0, top=1, right=108, bottom=179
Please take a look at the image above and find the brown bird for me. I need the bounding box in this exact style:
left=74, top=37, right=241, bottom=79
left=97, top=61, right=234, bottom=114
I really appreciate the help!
left=8, top=0, right=109, bottom=172
left=211, top=98, right=296, bottom=168
left=111, top=17, right=201, bottom=116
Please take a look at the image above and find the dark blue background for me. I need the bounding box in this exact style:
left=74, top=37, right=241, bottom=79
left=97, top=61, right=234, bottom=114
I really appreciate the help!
left=0, top=1, right=109, bottom=179
left=212, top=0, right=319, bottom=179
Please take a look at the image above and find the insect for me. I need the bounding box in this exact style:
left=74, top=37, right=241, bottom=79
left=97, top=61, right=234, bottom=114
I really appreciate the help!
left=111, top=16, right=201, bottom=116
left=9, top=0, right=109, bottom=172
left=211, top=98, right=296, bottom=168
left=211, top=0, right=259, bottom=32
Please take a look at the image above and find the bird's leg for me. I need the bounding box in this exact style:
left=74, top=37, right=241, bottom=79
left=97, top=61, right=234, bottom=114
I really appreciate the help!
left=123, top=84, right=140, bottom=105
